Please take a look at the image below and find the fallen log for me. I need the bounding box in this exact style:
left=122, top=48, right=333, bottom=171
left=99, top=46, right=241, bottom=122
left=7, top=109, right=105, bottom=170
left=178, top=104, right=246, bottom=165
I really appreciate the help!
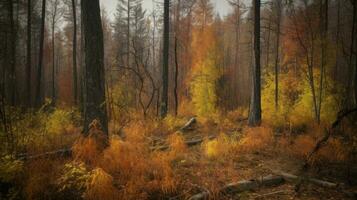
left=221, top=175, right=285, bottom=194
left=273, top=171, right=338, bottom=188
left=18, top=148, right=72, bottom=161
left=189, top=175, right=285, bottom=200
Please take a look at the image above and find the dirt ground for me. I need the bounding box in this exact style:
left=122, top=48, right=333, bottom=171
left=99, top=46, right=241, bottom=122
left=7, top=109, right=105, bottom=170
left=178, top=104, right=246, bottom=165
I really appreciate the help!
left=151, top=120, right=357, bottom=200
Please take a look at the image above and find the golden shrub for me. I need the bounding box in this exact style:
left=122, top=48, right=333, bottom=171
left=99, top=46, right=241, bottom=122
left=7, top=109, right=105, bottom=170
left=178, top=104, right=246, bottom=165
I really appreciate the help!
left=84, top=168, right=118, bottom=200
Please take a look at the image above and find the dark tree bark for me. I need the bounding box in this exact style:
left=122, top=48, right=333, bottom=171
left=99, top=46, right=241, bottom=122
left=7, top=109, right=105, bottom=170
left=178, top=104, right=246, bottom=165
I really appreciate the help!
left=352, top=1, right=357, bottom=106
left=248, top=0, right=261, bottom=127
left=26, top=0, right=32, bottom=107
left=334, top=0, right=340, bottom=80
left=160, top=0, right=170, bottom=118
left=81, top=0, right=108, bottom=135
left=127, top=0, right=130, bottom=70
left=274, top=0, right=282, bottom=110
left=317, top=0, right=328, bottom=124
left=72, top=0, right=78, bottom=105
left=7, top=0, right=16, bottom=106
left=51, top=0, right=58, bottom=105
left=35, top=0, right=46, bottom=107
left=174, top=0, right=180, bottom=116
left=265, top=16, right=271, bottom=71
left=174, top=36, right=179, bottom=116
left=79, top=13, right=85, bottom=113
left=347, top=0, right=356, bottom=107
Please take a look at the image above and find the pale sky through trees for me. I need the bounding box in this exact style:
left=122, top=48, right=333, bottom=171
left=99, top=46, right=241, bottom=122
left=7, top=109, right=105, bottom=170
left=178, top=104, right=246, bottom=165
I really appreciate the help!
left=100, top=0, right=233, bottom=20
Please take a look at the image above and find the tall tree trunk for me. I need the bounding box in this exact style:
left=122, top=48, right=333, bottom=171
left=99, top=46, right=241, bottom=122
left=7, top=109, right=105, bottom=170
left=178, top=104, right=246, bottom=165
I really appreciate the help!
left=347, top=0, right=356, bottom=107
left=174, top=0, right=180, bottom=116
left=72, top=0, right=78, bottom=105
left=274, top=0, right=282, bottom=110
left=317, top=0, right=328, bottom=124
left=234, top=1, right=241, bottom=106
left=127, top=0, right=134, bottom=106
left=52, top=15, right=56, bottom=104
left=26, top=0, right=32, bottom=107
left=334, top=0, right=340, bottom=81
left=160, top=0, right=170, bottom=118
left=80, top=10, right=85, bottom=113
left=127, top=0, right=130, bottom=70
left=7, top=0, right=16, bottom=106
left=35, top=0, right=46, bottom=107
left=174, top=36, right=179, bottom=116
left=81, top=0, right=108, bottom=136
left=248, top=0, right=261, bottom=127
left=355, top=49, right=357, bottom=106
left=352, top=1, right=357, bottom=106
left=266, top=16, right=271, bottom=70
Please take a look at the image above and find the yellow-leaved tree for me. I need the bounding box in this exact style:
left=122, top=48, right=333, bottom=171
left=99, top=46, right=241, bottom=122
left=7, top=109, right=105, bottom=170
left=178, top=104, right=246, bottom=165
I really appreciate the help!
left=189, top=0, right=220, bottom=118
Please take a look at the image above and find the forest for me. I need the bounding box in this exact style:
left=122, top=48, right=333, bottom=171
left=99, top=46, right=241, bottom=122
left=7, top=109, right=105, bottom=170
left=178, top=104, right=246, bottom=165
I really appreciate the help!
left=0, top=0, right=357, bottom=199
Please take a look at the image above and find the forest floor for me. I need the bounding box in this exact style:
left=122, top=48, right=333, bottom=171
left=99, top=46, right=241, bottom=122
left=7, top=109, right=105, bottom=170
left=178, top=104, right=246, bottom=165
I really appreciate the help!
left=143, top=118, right=356, bottom=200
left=10, top=112, right=357, bottom=200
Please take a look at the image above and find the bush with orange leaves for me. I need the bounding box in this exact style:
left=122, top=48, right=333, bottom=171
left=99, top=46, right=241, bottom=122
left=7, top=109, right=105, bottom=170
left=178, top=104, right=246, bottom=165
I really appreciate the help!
left=238, top=127, right=274, bottom=153
left=70, top=122, right=185, bottom=200
left=72, top=120, right=108, bottom=166
left=72, top=137, right=101, bottom=166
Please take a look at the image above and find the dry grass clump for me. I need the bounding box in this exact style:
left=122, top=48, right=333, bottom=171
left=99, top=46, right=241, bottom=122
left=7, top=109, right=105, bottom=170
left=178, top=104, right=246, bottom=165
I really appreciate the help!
left=226, top=108, right=248, bottom=122
left=202, top=134, right=235, bottom=159
left=276, top=125, right=350, bottom=166
left=285, top=134, right=348, bottom=165
left=70, top=122, right=182, bottom=199
left=84, top=168, right=118, bottom=200
left=123, top=118, right=168, bottom=140
left=167, top=133, right=188, bottom=157
left=148, top=133, right=187, bottom=195
left=99, top=125, right=151, bottom=199
left=72, top=120, right=108, bottom=166
left=99, top=140, right=179, bottom=199
left=318, top=138, right=348, bottom=162
left=149, top=152, right=179, bottom=195
left=72, top=137, right=101, bottom=166
left=287, top=134, right=315, bottom=159
left=201, top=127, right=274, bottom=161
left=238, top=127, right=274, bottom=153
left=186, top=135, right=242, bottom=198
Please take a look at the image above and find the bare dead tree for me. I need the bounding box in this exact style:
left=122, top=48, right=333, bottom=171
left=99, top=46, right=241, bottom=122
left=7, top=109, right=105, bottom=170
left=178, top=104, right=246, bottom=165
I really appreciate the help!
left=35, top=0, right=46, bottom=107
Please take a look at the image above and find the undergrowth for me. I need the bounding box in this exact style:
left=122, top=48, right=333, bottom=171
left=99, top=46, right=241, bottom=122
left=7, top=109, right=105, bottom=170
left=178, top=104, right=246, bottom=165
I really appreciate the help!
left=0, top=107, right=355, bottom=199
